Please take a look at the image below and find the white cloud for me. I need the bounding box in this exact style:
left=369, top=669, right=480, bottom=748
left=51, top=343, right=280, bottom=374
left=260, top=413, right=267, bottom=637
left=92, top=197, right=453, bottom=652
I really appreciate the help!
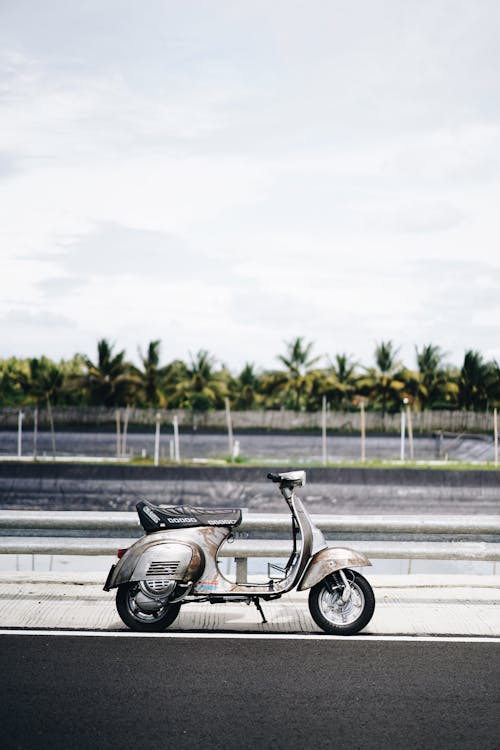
left=1, top=1, right=499, bottom=371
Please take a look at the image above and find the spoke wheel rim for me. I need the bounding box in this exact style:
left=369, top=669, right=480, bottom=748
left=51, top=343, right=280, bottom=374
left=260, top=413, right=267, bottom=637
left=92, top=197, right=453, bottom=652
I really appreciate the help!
left=127, top=584, right=167, bottom=623
left=318, top=582, right=365, bottom=626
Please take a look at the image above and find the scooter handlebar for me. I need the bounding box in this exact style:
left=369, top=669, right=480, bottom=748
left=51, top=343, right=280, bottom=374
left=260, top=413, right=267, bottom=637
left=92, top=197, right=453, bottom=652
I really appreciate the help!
left=267, top=473, right=282, bottom=483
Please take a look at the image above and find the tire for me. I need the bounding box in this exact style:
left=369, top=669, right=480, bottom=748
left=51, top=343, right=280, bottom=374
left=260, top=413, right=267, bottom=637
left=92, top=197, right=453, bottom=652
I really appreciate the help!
left=308, top=569, right=375, bottom=635
left=116, top=582, right=181, bottom=632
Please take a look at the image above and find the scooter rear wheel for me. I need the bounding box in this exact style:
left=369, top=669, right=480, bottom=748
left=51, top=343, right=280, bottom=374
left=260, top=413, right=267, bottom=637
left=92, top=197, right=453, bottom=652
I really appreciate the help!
left=308, top=569, right=375, bottom=635
left=116, top=582, right=181, bottom=632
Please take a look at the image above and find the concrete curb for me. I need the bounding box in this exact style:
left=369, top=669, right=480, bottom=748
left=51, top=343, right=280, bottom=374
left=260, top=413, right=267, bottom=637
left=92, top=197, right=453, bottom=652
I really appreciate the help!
left=1, top=574, right=499, bottom=637
left=1, top=571, right=499, bottom=588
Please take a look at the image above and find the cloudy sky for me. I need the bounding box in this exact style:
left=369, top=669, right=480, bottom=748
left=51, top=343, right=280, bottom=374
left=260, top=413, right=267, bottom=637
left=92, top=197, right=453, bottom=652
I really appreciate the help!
left=1, top=0, right=499, bottom=373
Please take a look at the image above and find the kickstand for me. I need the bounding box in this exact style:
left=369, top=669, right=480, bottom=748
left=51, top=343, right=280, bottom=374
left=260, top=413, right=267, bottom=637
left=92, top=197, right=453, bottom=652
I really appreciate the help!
left=252, top=597, right=268, bottom=624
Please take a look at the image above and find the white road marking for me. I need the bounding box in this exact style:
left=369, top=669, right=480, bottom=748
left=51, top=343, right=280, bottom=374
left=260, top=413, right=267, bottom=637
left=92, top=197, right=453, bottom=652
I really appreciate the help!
left=0, top=629, right=498, bottom=643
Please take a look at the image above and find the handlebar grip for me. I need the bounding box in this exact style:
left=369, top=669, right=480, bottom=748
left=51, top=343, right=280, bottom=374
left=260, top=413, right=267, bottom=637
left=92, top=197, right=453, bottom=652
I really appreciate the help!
left=267, top=473, right=281, bottom=483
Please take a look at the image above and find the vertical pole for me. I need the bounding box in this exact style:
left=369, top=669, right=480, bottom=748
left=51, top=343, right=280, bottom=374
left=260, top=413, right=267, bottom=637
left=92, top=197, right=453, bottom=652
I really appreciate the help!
left=360, top=400, right=366, bottom=463
left=322, top=395, right=327, bottom=466
left=235, top=557, right=248, bottom=583
left=17, top=410, right=23, bottom=457
left=225, top=397, right=234, bottom=461
left=122, top=406, right=129, bottom=458
left=407, top=402, right=414, bottom=460
left=154, top=412, right=161, bottom=466
left=46, top=396, right=56, bottom=456
left=33, top=406, right=38, bottom=460
left=437, top=430, right=443, bottom=459
left=173, top=414, right=180, bottom=463
left=233, top=440, right=240, bottom=459
left=400, top=404, right=406, bottom=461
left=494, top=407, right=498, bottom=466
left=115, top=409, right=121, bottom=459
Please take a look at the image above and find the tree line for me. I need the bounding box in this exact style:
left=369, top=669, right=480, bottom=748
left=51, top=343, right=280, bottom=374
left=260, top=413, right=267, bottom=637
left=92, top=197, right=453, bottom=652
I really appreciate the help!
left=1, top=337, right=499, bottom=415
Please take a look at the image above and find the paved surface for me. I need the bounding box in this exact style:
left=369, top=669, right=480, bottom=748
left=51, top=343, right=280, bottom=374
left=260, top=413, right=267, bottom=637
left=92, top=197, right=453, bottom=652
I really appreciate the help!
left=1, top=634, right=498, bottom=750
left=1, top=573, right=499, bottom=636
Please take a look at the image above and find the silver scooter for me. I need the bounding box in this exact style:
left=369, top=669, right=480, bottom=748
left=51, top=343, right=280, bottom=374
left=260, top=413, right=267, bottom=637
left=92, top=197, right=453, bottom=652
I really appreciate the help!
left=104, top=470, right=375, bottom=634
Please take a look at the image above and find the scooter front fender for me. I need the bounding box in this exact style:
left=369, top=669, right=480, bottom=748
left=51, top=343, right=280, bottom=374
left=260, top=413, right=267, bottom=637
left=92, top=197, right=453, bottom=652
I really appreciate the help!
left=104, top=532, right=204, bottom=590
left=297, top=547, right=372, bottom=591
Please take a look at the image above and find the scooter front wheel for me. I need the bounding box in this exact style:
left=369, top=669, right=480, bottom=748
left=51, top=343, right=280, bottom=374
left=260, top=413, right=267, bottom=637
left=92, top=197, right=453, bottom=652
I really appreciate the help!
left=116, top=582, right=181, bottom=632
left=308, top=569, right=375, bottom=635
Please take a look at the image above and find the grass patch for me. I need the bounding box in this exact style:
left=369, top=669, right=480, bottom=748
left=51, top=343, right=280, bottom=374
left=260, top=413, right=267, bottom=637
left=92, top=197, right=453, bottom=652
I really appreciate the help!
left=126, top=456, right=500, bottom=471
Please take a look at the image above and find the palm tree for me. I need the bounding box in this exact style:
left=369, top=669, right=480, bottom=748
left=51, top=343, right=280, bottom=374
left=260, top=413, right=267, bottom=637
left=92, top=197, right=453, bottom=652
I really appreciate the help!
left=457, top=350, right=498, bottom=411
left=231, top=363, right=262, bottom=410
left=278, top=337, right=320, bottom=374
left=374, top=340, right=399, bottom=374
left=161, top=358, right=189, bottom=407
left=416, top=344, right=443, bottom=407
left=322, top=353, right=358, bottom=410
left=173, top=350, right=227, bottom=412
left=58, top=355, right=87, bottom=406
left=413, top=344, right=458, bottom=410
left=15, top=357, right=64, bottom=452
left=274, top=337, right=322, bottom=410
left=492, top=361, right=500, bottom=407
left=0, top=359, right=25, bottom=407
left=357, top=340, right=405, bottom=419
left=81, top=339, right=135, bottom=407
left=135, top=340, right=168, bottom=408
left=15, top=357, right=63, bottom=407
left=259, top=369, right=289, bottom=410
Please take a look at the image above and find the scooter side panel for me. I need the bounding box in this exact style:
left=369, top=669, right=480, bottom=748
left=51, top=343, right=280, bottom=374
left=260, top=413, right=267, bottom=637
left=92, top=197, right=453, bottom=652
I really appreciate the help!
left=297, top=547, right=372, bottom=591
left=193, top=526, right=238, bottom=594
left=105, top=531, right=204, bottom=589
left=131, top=543, right=197, bottom=581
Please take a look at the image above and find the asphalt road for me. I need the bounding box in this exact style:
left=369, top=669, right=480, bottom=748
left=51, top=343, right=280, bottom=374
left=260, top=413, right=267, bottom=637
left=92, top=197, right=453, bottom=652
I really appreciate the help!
left=1, top=634, right=498, bottom=750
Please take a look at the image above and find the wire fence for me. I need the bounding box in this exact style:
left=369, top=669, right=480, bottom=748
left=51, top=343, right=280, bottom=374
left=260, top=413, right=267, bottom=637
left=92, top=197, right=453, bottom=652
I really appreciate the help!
left=0, top=406, right=497, bottom=432
left=1, top=406, right=498, bottom=464
left=0, top=427, right=496, bottom=463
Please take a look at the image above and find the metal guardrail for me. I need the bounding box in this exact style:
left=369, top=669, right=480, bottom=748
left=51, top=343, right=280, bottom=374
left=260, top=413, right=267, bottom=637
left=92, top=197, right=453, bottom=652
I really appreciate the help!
left=0, top=512, right=499, bottom=566
left=1, top=510, right=499, bottom=534
left=1, top=537, right=499, bottom=563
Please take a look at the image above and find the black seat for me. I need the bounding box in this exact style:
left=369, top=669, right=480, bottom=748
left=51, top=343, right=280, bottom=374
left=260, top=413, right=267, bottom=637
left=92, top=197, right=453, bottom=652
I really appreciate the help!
left=137, top=501, right=242, bottom=533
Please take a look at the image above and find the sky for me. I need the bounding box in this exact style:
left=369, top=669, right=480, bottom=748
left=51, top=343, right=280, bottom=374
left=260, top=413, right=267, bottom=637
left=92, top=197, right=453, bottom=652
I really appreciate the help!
left=1, top=0, right=499, bottom=374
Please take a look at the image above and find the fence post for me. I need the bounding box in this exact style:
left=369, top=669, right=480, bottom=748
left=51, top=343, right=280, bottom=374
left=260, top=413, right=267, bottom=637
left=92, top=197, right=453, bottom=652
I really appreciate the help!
left=115, top=410, right=121, bottom=459
left=17, top=410, right=23, bottom=457
left=360, top=399, right=367, bottom=462
left=322, top=395, right=327, bottom=465
left=154, top=412, right=161, bottom=466
left=407, top=401, right=414, bottom=460
left=225, top=397, right=234, bottom=462
left=173, top=415, right=180, bottom=463
left=494, top=407, right=498, bottom=466
left=33, top=407, right=38, bottom=460
left=400, top=400, right=407, bottom=461
left=122, top=406, right=130, bottom=458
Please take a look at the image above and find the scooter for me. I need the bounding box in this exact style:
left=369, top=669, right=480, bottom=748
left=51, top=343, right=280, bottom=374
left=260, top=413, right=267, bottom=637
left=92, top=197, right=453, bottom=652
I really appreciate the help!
left=104, top=470, right=375, bottom=635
